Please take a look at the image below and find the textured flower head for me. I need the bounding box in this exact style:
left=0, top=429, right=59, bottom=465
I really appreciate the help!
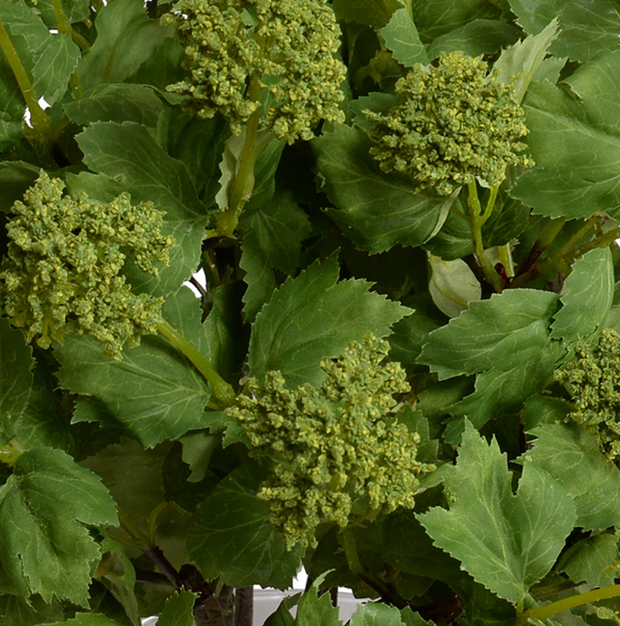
left=555, top=329, right=620, bottom=464
left=365, top=51, right=532, bottom=195
left=0, top=173, right=173, bottom=359
left=227, top=333, right=433, bottom=549
left=165, top=0, right=347, bottom=142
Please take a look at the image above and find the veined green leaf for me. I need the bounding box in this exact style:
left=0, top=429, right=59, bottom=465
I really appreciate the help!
left=295, top=573, right=341, bottom=626
left=248, top=255, right=411, bottom=386
left=77, top=121, right=207, bottom=296
left=158, top=589, right=198, bottom=626
left=513, top=51, right=620, bottom=219
left=380, top=8, right=428, bottom=67
left=557, top=533, right=618, bottom=588
left=24, top=0, right=90, bottom=27
left=77, top=0, right=173, bottom=92
left=525, top=424, right=620, bottom=530
left=313, top=123, right=447, bottom=254
left=507, top=0, right=620, bottom=62
left=188, top=463, right=303, bottom=589
left=551, top=247, right=614, bottom=341
left=0, top=593, right=65, bottom=626
left=0, top=448, right=118, bottom=606
left=418, top=423, right=576, bottom=603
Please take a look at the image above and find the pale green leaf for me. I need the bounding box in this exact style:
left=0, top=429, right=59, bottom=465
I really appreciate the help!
left=493, top=18, right=560, bottom=103
left=77, top=0, right=173, bottom=92
left=558, top=534, right=618, bottom=588
left=55, top=290, right=212, bottom=448
left=64, top=83, right=164, bottom=128
left=332, top=0, right=402, bottom=28
left=513, top=51, right=620, bottom=219
left=428, top=254, right=481, bottom=319
left=351, top=602, right=407, bottom=626
left=525, top=424, right=620, bottom=530
left=0, top=448, right=118, bottom=606
left=158, top=589, right=199, bottom=626
left=426, top=19, right=519, bottom=60
left=188, top=463, right=303, bottom=589
left=551, top=247, right=614, bottom=341
left=380, top=8, right=428, bottom=67
left=77, top=121, right=207, bottom=295
left=418, top=289, right=559, bottom=380
left=295, top=575, right=341, bottom=626
left=248, top=255, right=411, bottom=386
left=418, top=424, right=576, bottom=603
left=507, top=0, right=620, bottom=62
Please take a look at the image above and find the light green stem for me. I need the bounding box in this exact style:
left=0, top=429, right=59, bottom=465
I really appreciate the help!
left=0, top=18, right=51, bottom=139
left=157, top=320, right=236, bottom=407
left=216, top=75, right=263, bottom=238
left=498, top=244, right=515, bottom=277
left=522, top=584, right=620, bottom=623
left=467, top=182, right=502, bottom=293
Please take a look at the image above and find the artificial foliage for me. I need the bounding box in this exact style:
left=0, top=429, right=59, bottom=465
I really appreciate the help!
left=6, top=1, right=620, bottom=626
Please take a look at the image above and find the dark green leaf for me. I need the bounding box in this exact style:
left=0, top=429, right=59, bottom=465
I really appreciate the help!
left=77, top=121, right=207, bottom=295
left=64, top=83, right=164, bottom=128
left=557, top=533, right=618, bottom=588
left=418, top=423, right=576, bottom=603
left=0, top=161, right=41, bottom=212
left=313, top=124, right=447, bottom=254
left=380, top=8, right=428, bottom=67
left=522, top=394, right=572, bottom=431
left=332, top=0, right=402, bottom=29
left=240, top=235, right=279, bottom=324
left=0, top=448, right=118, bottom=605
left=25, top=0, right=90, bottom=27
left=46, top=615, right=124, bottom=626
left=0, top=594, right=65, bottom=626
left=158, top=589, right=198, bottom=626
left=513, top=52, right=620, bottom=219
left=56, top=290, right=212, bottom=448
left=248, top=255, right=411, bottom=386
left=551, top=247, right=614, bottom=342
left=507, top=0, right=620, bottom=62
left=422, top=204, right=473, bottom=261
left=77, top=0, right=173, bottom=92
left=525, top=424, right=620, bottom=530
left=188, top=463, right=303, bottom=589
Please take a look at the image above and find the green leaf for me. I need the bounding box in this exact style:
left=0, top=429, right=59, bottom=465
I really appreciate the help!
left=493, top=18, right=560, bottom=103
left=332, top=0, right=402, bottom=28
left=188, top=462, right=303, bottom=589
left=379, top=8, right=428, bottom=67
left=422, top=203, right=473, bottom=260
left=557, top=533, right=618, bottom=588
left=56, top=290, right=212, bottom=448
left=525, top=424, right=620, bottom=530
left=410, top=0, right=501, bottom=42
left=77, top=121, right=207, bottom=296
left=0, top=0, right=80, bottom=105
left=248, top=255, right=411, bottom=386
left=0, top=318, right=34, bottom=444
left=513, top=51, right=620, bottom=219
left=507, top=0, right=620, bottom=62
left=64, top=83, right=164, bottom=128
left=313, top=124, right=447, bottom=254
left=158, top=589, right=199, bottom=626
left=240, top=191, right=312, bottom=275
left=0, top=594, right=65, bottom=626
left=46, top=615, right=124, bottom=626
left=351, top=603, right=406, bottom=626
left=295, top=574, right=341, bottom=626
left=77, top=0, right=173, bottom=92
left=0, top=448, right=118, bottom=606
left=418, top=423, right=576, bottom=603
left=551, top=247, right=614, bottom=341
left=482, top=196, right=531, bottom=248
left=426, top=19, right=520, bottom=60
left=240, top=235, right=278, bottom=324
left=0, top=161, right=41, bottom=212
left=418, top=289, right=559, bottom=380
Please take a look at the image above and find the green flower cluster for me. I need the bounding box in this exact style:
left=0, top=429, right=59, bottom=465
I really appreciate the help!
left=227, top=334, right=432, bottom=549
left=555, top=329, right=620, bottom=463
left=0, top=173, right=173, bottom=359
left=164, top=0, right=346, bottom=141
left=365, top=51, right=532, bottom=195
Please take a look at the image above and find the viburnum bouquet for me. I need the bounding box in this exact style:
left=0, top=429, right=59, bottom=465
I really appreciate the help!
left=4, top=1, right=620, bottom=625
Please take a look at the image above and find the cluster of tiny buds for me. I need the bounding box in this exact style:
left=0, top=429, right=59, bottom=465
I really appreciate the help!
left=227, top=333, right=434, bottom=549
left=365, top=51, right=532, bottom=195
left=164, top=0, right=346, bottom=142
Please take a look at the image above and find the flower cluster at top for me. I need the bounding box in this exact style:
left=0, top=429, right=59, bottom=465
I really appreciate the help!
left=0, top=173, right=173, bottom=359
left=364, top=51, right=532, bottom=196
left=164, top=0, right=346, bottom=142
left=555, top=329, right=620, bottom=463
left=227, top=333, right=433, bottom=549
